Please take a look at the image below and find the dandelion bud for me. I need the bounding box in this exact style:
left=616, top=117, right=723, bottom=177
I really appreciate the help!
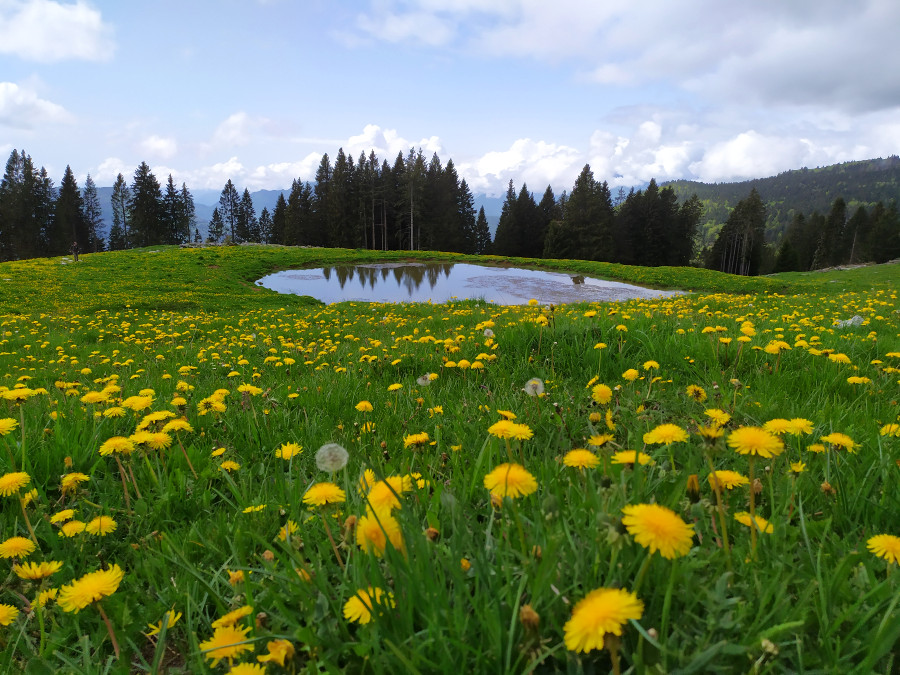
left=261, top=550, right=275, bottom=562
left=64, top=456, right=73, bottom=469
left=519, top=604, right=540, bottom=631
left=424, top=527, right=440, bottom=542
left=752, top=478, right=763, bottom=495
left=460, top=558, right=471, bottom=572
left=686, top=474, right=700, bottom=503
left=255, top=612, right=268, bottom=630
left=821, top=481, right=836, bottom=495
left=343, top=515, right=358, bottom=533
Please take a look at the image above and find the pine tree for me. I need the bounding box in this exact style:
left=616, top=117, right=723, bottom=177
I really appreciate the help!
left=219, top=179, right=240, bottom=243
left=180, top=183, right=196, bottom=244
left=52, top=165, right=86, bottom=255
left=271, top=193, right=287, bottom=245
left=312, top=154, right=332, bottom=246
left=129, top=162, right=162, bottom=248
left=0, top=150, right=45, bottom=260
left=239, top=189, right=259, bottom=242
left=457, top=178, right=477, bottom=254
left=707, top=188, right=767, bottom=275
left=81, top=174, right=104, bottom=252
left=208, top=207, right=225, bottom=243
left=474, top=206, right=492, bottom=254
left=162, top=174, right=184, bottom=245
left=258, top=207, right=273, bottom=244
left=492, top=181, right=519, bottom=256
left=194, top=227, right=201, bottom=243
left=110, top=173, right=130, bottom=250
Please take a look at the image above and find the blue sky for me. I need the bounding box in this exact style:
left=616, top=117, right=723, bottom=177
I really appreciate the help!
left=2, top=0, right=899, bottom=196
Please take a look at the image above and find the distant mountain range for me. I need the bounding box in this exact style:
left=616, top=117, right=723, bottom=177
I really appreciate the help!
left=664, top=156, right=900, bottom=241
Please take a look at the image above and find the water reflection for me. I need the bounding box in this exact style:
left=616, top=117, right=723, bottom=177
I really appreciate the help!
left=256, top=263, right=680, bottom=305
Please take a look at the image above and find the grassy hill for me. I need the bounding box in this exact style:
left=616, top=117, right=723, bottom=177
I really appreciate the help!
left=664, top=157, right=900, bottom=244
left=1, top=247, right=897, bottom=673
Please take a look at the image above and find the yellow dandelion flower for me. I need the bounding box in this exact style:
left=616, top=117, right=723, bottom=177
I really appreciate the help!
left=878, top=423, right=900, bottom=437
left=220, top=460, right=241, bottom=472
left=277, top=520, right=299, bottom=542
left=58, top=564, right=125, bottom=612
left=685, top=385, right=707, bottom=402
left=563, top=449, right=600, bottom=469
left=0, top=536, right=36, bottom=558
left=610, top=451, right=654, bottom=466
left=591, top=383, right=612, bottom=405
left=34, top=588, right=58, bottom=609
left=704, top=409, right=731, bottom=426
left=50, top=508, right=76, bottom=524
left=588, top=433, right=615, bottom=447
left=763, top=419, right=792, bottom=435
left=275, top=442, right=303, bottom=460
left=0, top=604, right=19, bottom=626
left=342, top=587, right=394, bottom=625
left=707, top=470, right=749, bottom=490
left=256, top=639, right=296, bottom=666
left=785, top=418, right=814, bottom=435
left=59, top=520, right=87, bottom=537
left=643, top=423, right=689, bottom=445
left=733, top=511, right=773, bottom=534
left=403, top=432, right=430, bottom=448
left=356, top=509, right=404, bottom=557
left=199, top=624, right=254, bottom=668
left=365, top=476, right=412, bottom=511
left=85, top=516, right=117, bottom=536
left=98, top=436, right=134, bottom=457
left=302, top=482, right=346, bottom=507
left=355, top=400, right=373, bottom=412
left=621, top=503, right=694, bottom=559
left=0, top=471, right=30, bottom=497
left=144, top=609, right=182, bottom=637
left=212, top=605, right=254, bottom=628
left=727, top=427, right=784, bottom=458
left=13, top=560, right=63, bottom=579
left=820, top=432, right=857, bottom=452
left=622, top=369, right=640, bottom=382
left=0, top=417, right=19, bottom=435
left=867, top=534, right=900, bottom=565
left=483, top=463, right=538, bottom=499
left=563, top=588, right=643, bottom=653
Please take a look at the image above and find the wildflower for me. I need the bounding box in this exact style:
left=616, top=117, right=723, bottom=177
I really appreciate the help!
left=591, top=383, right=612, bottom=405
left=828, top=353, right=851, bottom=364
left=161, top=419, right=193, bottom=434
left=523, top=378, right=544, bottom=396
left=220, top=461, right=241, bottom=472
left=403, top=432, right=430, bottom=448
left=0, top=536, right=36, bottom=558
left=387, top=383, right=402, bottom=392
left=98, top=436, right=135, bottom=456
left=145, top=609, right=182, bottom=637
left=488, top=420, right=533, bottom=441
left=212, top=605, right=253, bottom=628
left=790, top=461, right=806, bottom=474
left=643, top=360, right=659, bottom=371
left=86, top=516, right=117, bottom=536
left=707, top=470, right=749, bottom=490
left=705, top=409, right=731, bottom=426
left=588, top=433, right=615, bottom=447
left=686, top=385, right=707, bottom=402
left=820, top=432, right=857, bottom=452
left=621, top=503, right=694, bottom=559
left=0, top=604, right=19, bottom=627
left=60, top=472, right=90, bottom=496
left=416, top=374, right=432, bottom=386
left=847, top=376, right=871, bottom=385
left=763, top=419, right=792, bottom=435
left=34, top=588, right=57, bottom=609
left=228, top=570, right=245, bottom=585
left=563, top=588, right=644, bottom=653
left=563, top=449, right=600, bottom=469
left=275, top=442, right=303, bottom=460
left=879, top=423, right=900, bottom=437
left=0, top=471, right=30, bottom=497
left=13, top=560, right=63, bottom=579
left=59, top=521, right=87, bottom=537
left=316, top=443, right=349, bottom=471
left=146, top=433, right=173, bottom=451
left=605, top=409, right=616, bottom=431
left=727, top=427, right=784, bottom=458
left=355, top=400, right=373, bottom=412
left=366, top=476, right=412, bottom=511
left=643, top=424, right=689, bottom=445
left=807, top=443, right=826, bottom=453
left=697, top=425, right=724, bottom=441
left=199, top=624, right=254, bottom=667
left=733, top=511, right=773, bottom=534
left=58, top=564, right=125, bottom=612
left=211, top=447, right=227, bottom=457
left=102, top=406, right=126, bottom=418
left=0, top=418, right=18, bottom=435
left=610, top=450, right=654, bottom=466
left=622, top=369, right=640, bottom=382
left=343, top=587, right=394, bottom=625
left=867, top=534, right=900, bottom=565
left=356, top=509, right=404, bottom=556
left=277, top=520, right=299, bottom=542
left=50, top=508, right=76, bottom=524
left=483, top=463, right=538, bottom=499
left=785, top=418, right=814, bottom=435
left=257, top=639, right=295, bottom=666
left=302, top=482, right=346, bottom=507
left=460, top=558, right=472, bottom=572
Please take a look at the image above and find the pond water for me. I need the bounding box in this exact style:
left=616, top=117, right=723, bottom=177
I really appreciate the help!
left=256, top=263, right=680, bottom=305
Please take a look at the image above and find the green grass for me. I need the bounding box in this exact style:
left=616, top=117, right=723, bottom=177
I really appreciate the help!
left=0, top=246, right=898, bottom=674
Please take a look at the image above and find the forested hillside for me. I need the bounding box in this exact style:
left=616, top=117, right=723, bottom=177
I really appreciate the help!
left=665, top=157, right=900, bottom=244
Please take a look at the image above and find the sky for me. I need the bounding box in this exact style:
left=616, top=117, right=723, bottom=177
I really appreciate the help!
left=2, top=0, right=900, bottom=198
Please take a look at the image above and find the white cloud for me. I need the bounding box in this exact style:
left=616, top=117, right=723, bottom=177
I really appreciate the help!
left=344, top=124, right=442, bottom=162
left=138, top=134, right=177, bottom=160
left=0, top=81, right=71, bottom=128
left=0, top=0, right=114, bottom=62
left=210, top=112, right=269, bottom=148
left=457, top=138, right=582, bottom=195
left=94, top=157, right=128, bottom=184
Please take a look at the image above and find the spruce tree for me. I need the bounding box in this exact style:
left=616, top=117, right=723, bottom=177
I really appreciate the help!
left=218, top=179, right=240, bottom=242
left=474, top=206, right=492, bottom=254
left=271, top=193, right=287, bottom=245
left=258, top=207, right=273, bottom=244
left=239, top=189, right=259, bottom=242
left=81, top=174, right=104, bottom=252
left=162, top=174, right=184, bottom=244
left=180, top=183, right=196, bottom=244
left=52, top=165, right=86, bottom=255
left=208, top=207, right=225, bottom=243
left=129, top=162, right=162, bottom=248
left=110, top=173, right=130, bottom=250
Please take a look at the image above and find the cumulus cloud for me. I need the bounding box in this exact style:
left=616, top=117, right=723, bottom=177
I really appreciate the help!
left=344, top=124, right=442, bottom=161
left=138, top=134, right=177, bottom=160
left=94, top=157, right=129, bottom=184
left=457, top=138, right=581, bottom=194
left=209, top=112, right=270, bottom=148
left=0, top=0, right=114, bottom=62
left=0, top=81, right=71, bottom=128
left=353, top=0, right=900, bottom=113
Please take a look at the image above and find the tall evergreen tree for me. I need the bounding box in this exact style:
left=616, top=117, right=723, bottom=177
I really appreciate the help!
left=110, top=172, right=130, bottom=250
left=81, top=174, right=104, bottom=252
left=0, top=150, right=45, bottom=260
left=271, top=192, right=287, bottom=245
left=218, top=179, right=240, bottom=242
left=129, top=162, right=162, bottom=248
left=258, top=207, right=273, bottom=244
left=161, top=174, right=184, bottom=244
left=180, top=183, right=196, bottom=244
left=52, top=165, right=86, bottom=255
left=237, top=188, right=259, bottom=242
left=208, top=207, right=225, bottom=243
left=473, top=206, right=492, bottom=254
left=707, top=188, right=767, bottom=275
left=492, top=181, right=520, bottom=256
left=312, top=154, right=332, bottom=246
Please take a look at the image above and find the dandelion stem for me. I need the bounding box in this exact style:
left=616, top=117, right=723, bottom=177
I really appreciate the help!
left=2, top=437, right=16, bottom=471
left=660, top=560, right=678, bottom=670
left=19, top=495, right=38, bottom=543
left=632, top=554, right=652, bottom=596
left=96, top=601, right=121, bottom=660
left=176, top=434, right=198, bottom=479
left=320, top=513, right=345, bottom=571
left=114, top=455, right=132, bottom=513
left=127, top=461, right=143, bottom=500
left=749, top=457, right=757, bottom=558
left=19, top=404, right=26, bottom=472
left=707, top=456, right=732, bottom=571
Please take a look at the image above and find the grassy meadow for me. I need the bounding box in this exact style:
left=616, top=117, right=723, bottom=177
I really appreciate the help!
left=0, top=245, right=898, bottom=674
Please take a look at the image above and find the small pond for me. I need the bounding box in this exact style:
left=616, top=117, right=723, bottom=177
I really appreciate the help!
left=256, top=263, right=680, bottom=305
